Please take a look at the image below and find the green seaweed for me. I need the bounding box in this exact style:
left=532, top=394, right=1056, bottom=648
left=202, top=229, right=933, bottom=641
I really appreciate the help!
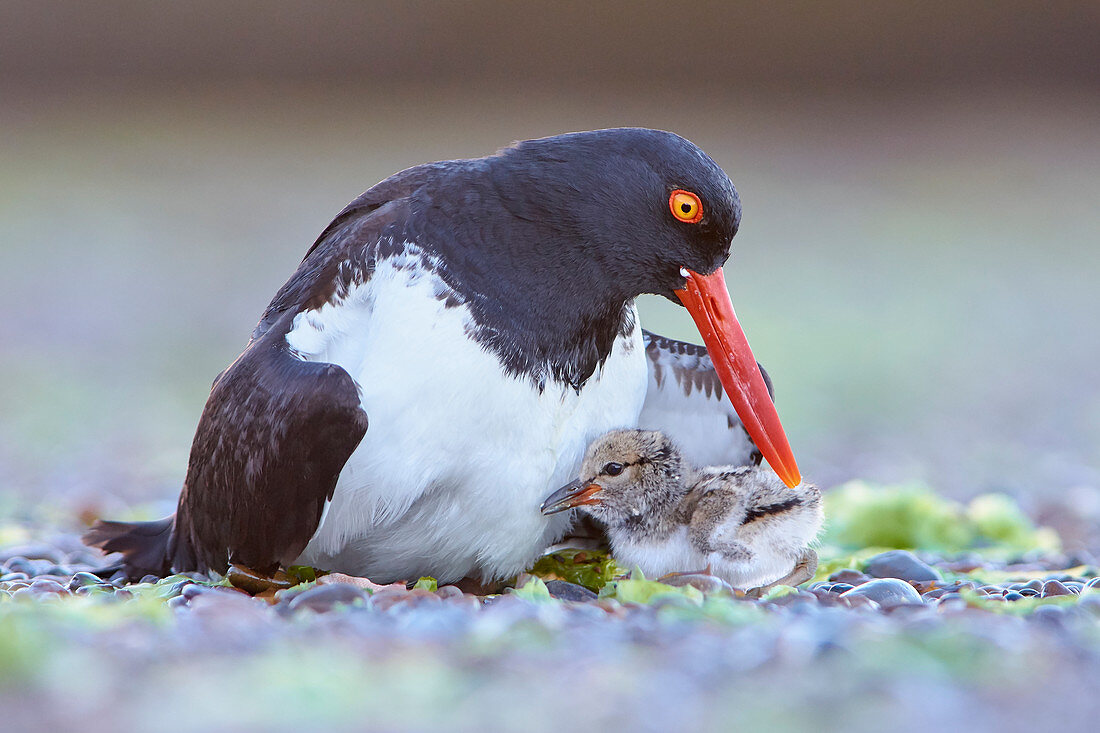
left=598, top=569, right=704, bottom=605
left=413, top=576, right=438, bottom=592
left=528, top=548, right=626, bottom=591
left=822, top=482, right=1060, bottom=558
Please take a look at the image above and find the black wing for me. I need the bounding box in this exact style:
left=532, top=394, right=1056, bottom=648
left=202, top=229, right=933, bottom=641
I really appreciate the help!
left=85, top=175, right=431, bottom=578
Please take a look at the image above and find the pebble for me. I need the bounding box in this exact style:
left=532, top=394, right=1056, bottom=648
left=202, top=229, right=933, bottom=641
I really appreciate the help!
left=864, top=550, right=943, bottom=582
left=544, top=580, right=598, bottom=602
left=68, top=571, right=103, bottom=591
left=1041, top=580, right=1072, bottom=597
left=828, top=569, right=870, bottom=585
left=840, top=578, right=923, bottom=608
left=368, top=588, right=413, bottom=612
left=659, top=574, right=733, bottom=595
left=286, top=584, right=368, bottom=613
left=1004, top=591, right=1025, bottom=601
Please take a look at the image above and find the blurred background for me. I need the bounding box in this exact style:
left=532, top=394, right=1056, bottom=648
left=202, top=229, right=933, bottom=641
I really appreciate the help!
left=1, top=2, right=1098, bottom=534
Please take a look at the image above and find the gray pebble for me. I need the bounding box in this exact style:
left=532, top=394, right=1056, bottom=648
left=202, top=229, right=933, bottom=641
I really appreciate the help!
left=544, top=580, right=598, bottom=602
left=68, top=571, right=103, bottom=590
left=828, top=569, right=870, bottom=585
left=864, top=550, right=942, bottom=582
left=840, top=578, right=923, bottom=608
left=1, top=572, right=29, bottom=582
left=287, top=583, right=367, bottom=613
left=1041, top=580, right=1071, bottom=597
left=30, top=578, right=67, bottom=595
left=659, top=574, right=733, bottom=595
left=0, top=544, right=64, bottom=564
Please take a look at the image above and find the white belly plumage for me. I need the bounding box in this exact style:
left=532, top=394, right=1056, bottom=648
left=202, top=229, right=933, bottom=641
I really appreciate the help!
left=285, top=247, right=648, bottom=583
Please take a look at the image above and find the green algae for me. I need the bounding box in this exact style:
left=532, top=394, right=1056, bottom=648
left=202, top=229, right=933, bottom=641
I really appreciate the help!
left=822, top=481, right=1060, bottom=558
left=528, top=548, right=626, bottom=591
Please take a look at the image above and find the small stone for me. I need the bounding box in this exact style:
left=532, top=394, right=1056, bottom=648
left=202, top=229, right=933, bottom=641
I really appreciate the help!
left=1064, top=581, right=1085, bottom=594
left=30, top=578, right=67, bottom=595
left=286, top=583, right=367, bottom=613
left=1018, top=588, right=1040, bottom=597
left=828, top=569, right=869, bottom=585
left=864, top=550, right=942, bottom=582
left=840, top=594, right=880, bottom=611
left=67, top=571, right=103, bottom=591
left=1086, top=577, right=1100, bottom=589
left=829, top=583, right=855, bottom=594
left=368, top=587, right=411, bottom=612
left=1041, top=580, right=1071, bottom=597
left=1004, top=591, right=1025, bottom=601
left=660, top=573, right=733, bottom=595
left=0, top=572, right=29, bottom=582
left=840, top=578, right=923, bottom=608
left=1024, top=579, right=1044, bottom=592
left=1031, top=605, right=1067, bottom=625
left=544, top=580, right=598, bottom=602
left=0, top=544, right=64, bottom=564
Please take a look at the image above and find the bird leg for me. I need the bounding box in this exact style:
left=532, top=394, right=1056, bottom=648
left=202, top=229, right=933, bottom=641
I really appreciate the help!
left=225, top=563, right=295, bottom=595
left=744, top=548, right=819, bottom=598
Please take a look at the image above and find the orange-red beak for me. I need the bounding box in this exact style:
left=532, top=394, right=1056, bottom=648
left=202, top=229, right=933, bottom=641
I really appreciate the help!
left=675, top=267, right=801, bottom=488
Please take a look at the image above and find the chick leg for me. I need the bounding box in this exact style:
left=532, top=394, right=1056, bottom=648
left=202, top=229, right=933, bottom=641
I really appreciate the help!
left=744, top=548, right=818, bottom=598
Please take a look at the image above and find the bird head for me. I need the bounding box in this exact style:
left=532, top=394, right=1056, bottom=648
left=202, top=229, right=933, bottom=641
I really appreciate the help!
left=541, top=429, right=687, bottom=523
left=492, top=129, right=800, bottom=488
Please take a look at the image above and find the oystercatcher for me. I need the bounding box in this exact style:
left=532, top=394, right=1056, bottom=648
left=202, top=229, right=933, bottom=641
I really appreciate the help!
left=86, top=128, right=801, bottom=585
left=541, top=429, right=821, bottom=589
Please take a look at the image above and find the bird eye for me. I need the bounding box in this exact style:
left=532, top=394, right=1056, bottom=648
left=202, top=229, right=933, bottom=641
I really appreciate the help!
left=602, top=462, right=624, bottom=476
left=669, top=190, right=703, bottom=224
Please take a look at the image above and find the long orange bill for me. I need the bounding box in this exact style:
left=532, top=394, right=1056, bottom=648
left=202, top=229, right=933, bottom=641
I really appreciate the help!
left=674, top=267, right=802, bottom=488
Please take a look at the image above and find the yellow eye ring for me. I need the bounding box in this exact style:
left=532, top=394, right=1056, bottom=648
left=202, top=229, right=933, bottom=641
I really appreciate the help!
left=669, top=190, right=703, bottom=223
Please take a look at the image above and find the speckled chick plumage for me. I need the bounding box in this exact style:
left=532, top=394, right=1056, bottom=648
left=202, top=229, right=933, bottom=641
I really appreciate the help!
left=544, top=430, right=823, bottom=589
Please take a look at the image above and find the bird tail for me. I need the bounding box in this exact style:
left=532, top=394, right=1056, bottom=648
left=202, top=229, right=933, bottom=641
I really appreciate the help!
left=83, top=516, right=178, bottom=580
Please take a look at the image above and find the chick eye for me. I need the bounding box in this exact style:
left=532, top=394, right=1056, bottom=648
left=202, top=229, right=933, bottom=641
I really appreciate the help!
left=669, top=190, right=703, bottom=224
left=602, top=462, right=624, bottom=476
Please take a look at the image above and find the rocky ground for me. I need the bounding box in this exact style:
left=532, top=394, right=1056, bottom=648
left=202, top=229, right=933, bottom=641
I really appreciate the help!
left=3, top=484, right=1100, bottom=733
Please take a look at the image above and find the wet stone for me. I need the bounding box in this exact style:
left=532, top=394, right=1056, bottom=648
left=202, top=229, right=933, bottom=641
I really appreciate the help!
left=67, top=572, right=102, bottom=591
left=864, top=550, right=943, bottom=582
left=828, top=569, right=869, bottom=585
left=1024, top=579, right=1044, bottom=592
left=660, top=574, right=733, bottom=595
left=286, top=583, right=367, bottom=613
left=828, top=583, right=855, bottom=594
left=1031, top=605, right=1067, bottom=625
left=368, top=588, right=411, bottom=612
left=1, top=572, right=29, bottom=582
left=544, top=580, right=598, bottom=602
left=1087, top=577, right=1100, bottom=589
left=1041, top=580, right=1071, bottom=597
left=1004, top=591, right=1025, bottom=601
left=1018, top=588, right=1040, bottom=597
left=840, top=578, right=923, bottom=608
left=0, top=544, right=65, bottom=564
left=30, top=578, right=67, bottom=595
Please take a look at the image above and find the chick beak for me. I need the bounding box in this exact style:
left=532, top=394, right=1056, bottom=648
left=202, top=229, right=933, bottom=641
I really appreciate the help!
left=541, top=480, right=603, bottom=515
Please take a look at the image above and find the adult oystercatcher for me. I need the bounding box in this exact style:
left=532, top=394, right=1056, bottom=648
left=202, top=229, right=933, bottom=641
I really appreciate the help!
left=86, top=128, right=801, bottom=585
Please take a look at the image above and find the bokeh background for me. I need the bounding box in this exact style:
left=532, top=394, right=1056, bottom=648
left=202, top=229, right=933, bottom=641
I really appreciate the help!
left=2, top=2, right=1098, bottom=536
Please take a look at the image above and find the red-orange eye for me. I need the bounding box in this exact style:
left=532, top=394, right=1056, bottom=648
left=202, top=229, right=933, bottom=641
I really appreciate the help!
left=669, top=190, right=703, bottom=223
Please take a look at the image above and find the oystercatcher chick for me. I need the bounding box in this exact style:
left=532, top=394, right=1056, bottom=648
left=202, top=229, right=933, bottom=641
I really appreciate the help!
left=541, top=430, right=822, bottom=590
